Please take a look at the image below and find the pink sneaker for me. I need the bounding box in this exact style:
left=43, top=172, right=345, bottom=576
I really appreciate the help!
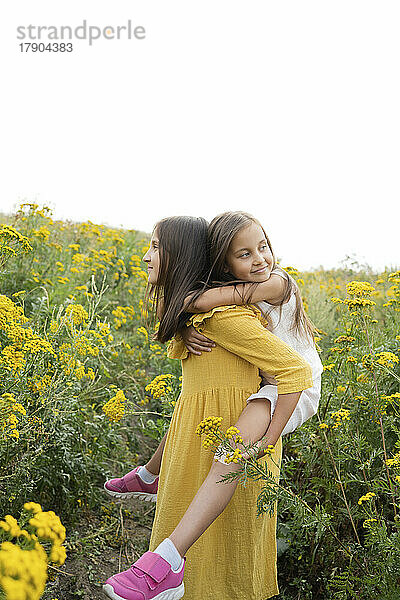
left=104, top=467, right=158, bottom=502
left=103, top=551, right=185, bottom=600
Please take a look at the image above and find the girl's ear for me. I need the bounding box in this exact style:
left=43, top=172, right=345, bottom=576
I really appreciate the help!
left=223, top=264, right=229, bottom=273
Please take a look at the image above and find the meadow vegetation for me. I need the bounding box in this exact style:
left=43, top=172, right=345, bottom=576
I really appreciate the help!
left=0, top=204, right=399, bottom=599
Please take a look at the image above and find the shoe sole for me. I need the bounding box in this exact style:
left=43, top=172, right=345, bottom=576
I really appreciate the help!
left=102, top=582, right=184, bottom=600
left=103, top=483, right=157, bottom=502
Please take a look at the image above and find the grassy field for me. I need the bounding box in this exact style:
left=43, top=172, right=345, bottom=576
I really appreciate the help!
left=0, top=203, right=399, bottom=600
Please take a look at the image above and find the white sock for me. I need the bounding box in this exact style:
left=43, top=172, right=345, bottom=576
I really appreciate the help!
left=154, top=538, right=184, bottom=572
left=138, top=465, right=158, bottom=484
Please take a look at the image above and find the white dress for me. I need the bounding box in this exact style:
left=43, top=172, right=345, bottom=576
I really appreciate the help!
left=246, top=273, right=323, bottom=435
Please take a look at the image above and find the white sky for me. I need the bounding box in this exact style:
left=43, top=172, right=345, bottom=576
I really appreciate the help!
left=2, top=1, right=399, bottom=271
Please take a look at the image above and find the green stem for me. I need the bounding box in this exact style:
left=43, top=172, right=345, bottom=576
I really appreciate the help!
left=239, top=453, right=369, bottom=576
left=210, top=430, right=369, bottom=574
left=362, top=314, right=397, bottom=519
left=318, top=420, right=361, bottom=545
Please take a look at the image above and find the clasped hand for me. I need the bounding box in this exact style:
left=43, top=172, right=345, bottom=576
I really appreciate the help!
left=181, top=325, right=216, bottom=356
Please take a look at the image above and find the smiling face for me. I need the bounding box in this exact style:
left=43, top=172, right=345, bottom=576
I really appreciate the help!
left=225, top=222, right=274, bottom=282
left=143, top=229, right=160, bottom=285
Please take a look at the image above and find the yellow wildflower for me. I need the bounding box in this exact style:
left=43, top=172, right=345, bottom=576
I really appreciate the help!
left=363, top=518, right=377, bottom=527
left=145, top=374, right=174, bottom=400
left=375, top=352, right=399, bottom=368
left=23, top=502, right=42, bottom=515
left=357, top=492, right=376, bottom=505
left=388, top=270, right=400, bottom=282
left=0, top=515, right=22, bottom=538
left=112, top=305, right=135, bottom=329
left=330, top=408, right=350, bottom=429
left=323, top=363, right=335, bottom=371
left=32, top=226, right=51, bottom=241
left=225, top=426, right=243, bottom=444
left=137, top=327, right=149, bottom=341
left=0, top=224, right=33, bottom=254
left=0, top=541, right=47, bottom=600
left=385, top=452, right=400, bottom=468
left=102, top=389, right=127, bottom=422
left=65, top=304, right=89, bottom=327
left=224, top=447, right=243, bottom=464
left=334, top=335, right=355, bottom=344
left=346, top=281, right=375, bottom=296
left=196, top=416, right=223, bottom=436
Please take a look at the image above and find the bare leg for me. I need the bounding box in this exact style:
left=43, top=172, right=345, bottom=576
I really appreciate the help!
left=169, top=398, right=271, bottom=557
left=145, top=432, right=168, bottom=476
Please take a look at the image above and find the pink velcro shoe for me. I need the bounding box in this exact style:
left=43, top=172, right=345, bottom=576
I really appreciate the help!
left=104, top=467, right=158, bottom=502
left=103, top=551, right=185, bottom=600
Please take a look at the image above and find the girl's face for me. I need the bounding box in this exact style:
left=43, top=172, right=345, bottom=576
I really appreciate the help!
left=143, top=229, right=160, bottom=285
left=225, top=222, right=273, bottom=282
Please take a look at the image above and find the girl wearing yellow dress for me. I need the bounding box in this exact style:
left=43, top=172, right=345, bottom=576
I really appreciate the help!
left=104, top=214, right=313, bottom=600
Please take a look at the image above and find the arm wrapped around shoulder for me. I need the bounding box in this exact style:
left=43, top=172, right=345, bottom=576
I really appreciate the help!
left=200, top=306, right=313, bottom=395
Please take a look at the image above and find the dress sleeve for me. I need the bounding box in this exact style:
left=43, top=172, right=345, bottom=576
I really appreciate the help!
left=195, top=305, right=313, bottom=395
left=167, top=334, right=188, bottom=360
left=166, top=305, right=234, bottom=360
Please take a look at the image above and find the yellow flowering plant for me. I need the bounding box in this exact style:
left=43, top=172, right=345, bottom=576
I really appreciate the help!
left=0, top=225, right=33, bottom=273
left=102, top=388, right=127, bottom=422
left=0, top=204, right=162, bottom=532
left=195, top=416, right=276, bottom=467
left=0, top=503, right=67, bottom=600
left=134, top=373, right=183, bottom=443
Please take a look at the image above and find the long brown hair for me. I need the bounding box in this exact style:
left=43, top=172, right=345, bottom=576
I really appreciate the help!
left=146, top=216, right=210, bottom=343
left=208, top=211, right=316, bottom=340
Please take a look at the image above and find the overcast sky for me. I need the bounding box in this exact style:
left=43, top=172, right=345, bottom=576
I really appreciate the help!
left=2, top=1, right=399, bottom=271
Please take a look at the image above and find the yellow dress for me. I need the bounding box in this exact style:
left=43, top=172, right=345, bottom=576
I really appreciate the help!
left=149, top=306, right=313, bottom=600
